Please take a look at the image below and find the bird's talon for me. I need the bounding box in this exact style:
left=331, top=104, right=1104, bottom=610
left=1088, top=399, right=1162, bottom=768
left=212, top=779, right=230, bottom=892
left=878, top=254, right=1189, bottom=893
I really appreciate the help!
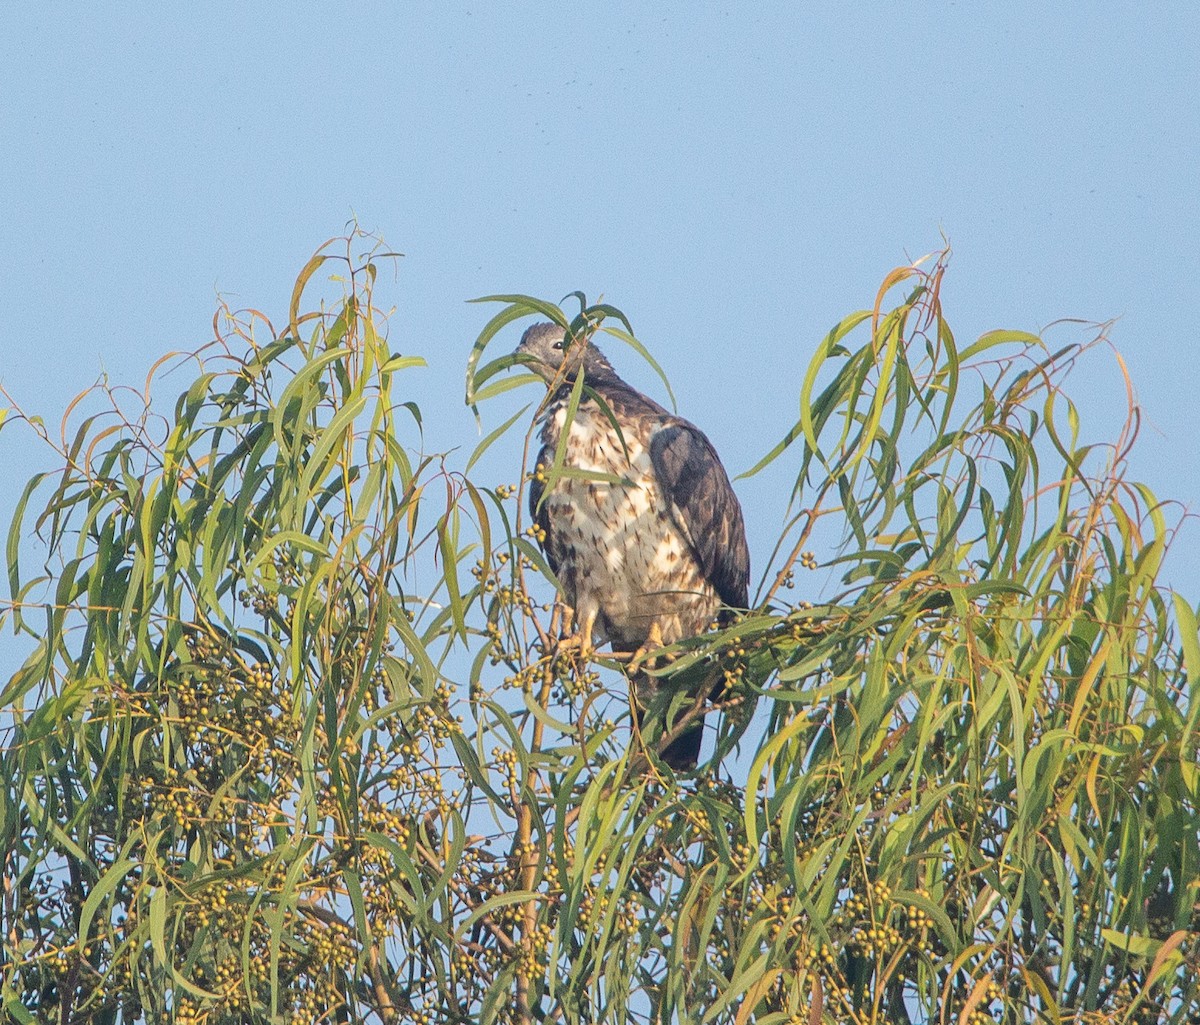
left=554, top=608, right=597, bottom=662
left=628, top=623, right=667, bottom=673
left=555, top=634, right=593, bottom=661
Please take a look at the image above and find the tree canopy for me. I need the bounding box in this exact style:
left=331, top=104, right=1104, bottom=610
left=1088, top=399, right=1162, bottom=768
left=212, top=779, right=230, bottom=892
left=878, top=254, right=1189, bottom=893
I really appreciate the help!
left=1, top=231, right=1197, bottom=1024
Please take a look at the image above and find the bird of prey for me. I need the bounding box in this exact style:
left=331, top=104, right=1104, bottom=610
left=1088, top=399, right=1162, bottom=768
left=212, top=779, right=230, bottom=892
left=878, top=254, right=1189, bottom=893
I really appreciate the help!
left=517, top=322, right=749, bottom=770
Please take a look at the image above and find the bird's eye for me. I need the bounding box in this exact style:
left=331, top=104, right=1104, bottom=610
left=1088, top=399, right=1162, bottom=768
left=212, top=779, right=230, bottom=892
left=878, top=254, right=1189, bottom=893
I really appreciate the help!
left=552, top=340, right=564, bottom=350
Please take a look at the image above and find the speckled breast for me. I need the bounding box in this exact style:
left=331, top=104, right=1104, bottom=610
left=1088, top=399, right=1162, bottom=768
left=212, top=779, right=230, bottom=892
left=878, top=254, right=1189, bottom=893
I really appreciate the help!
left=541, top=401, right=720, bottom=649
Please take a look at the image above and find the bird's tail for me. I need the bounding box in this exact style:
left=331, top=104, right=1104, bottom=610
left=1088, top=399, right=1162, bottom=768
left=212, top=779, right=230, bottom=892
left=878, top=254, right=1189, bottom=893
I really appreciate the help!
left=633, top=668, right=718, bottom=772
left=658, top=715, right=705, bottom=772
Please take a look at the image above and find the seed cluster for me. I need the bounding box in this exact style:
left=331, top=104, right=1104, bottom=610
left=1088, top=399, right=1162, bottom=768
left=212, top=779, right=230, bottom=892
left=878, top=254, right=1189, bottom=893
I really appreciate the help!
left=5, top=596, right=495, bottom=1024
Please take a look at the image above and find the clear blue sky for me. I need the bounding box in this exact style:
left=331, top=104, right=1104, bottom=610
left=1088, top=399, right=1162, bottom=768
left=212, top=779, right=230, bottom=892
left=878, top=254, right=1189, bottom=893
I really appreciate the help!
left=2, top=4, right=1198, bottom=594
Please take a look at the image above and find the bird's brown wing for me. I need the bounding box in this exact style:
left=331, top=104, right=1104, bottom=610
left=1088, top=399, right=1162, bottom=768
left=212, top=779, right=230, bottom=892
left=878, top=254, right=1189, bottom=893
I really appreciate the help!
left=649, top=420, right=750, bottom=613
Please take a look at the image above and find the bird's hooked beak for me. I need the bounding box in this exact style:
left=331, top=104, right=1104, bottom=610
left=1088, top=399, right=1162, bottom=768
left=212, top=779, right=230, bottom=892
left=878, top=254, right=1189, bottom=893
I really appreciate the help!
left=514, top=327, right=572, bottom=387
left=513, top=345, right=558, bottom=386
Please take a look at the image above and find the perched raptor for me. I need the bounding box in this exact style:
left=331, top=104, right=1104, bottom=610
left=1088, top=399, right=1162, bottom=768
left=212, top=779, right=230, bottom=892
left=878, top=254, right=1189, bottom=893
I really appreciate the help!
left=517, top=322, right=749, bottom=770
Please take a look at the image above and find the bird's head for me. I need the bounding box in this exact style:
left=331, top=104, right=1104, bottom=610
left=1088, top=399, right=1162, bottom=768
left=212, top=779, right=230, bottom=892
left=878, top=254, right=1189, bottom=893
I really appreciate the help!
left=515, top=322, right=615, bottom=386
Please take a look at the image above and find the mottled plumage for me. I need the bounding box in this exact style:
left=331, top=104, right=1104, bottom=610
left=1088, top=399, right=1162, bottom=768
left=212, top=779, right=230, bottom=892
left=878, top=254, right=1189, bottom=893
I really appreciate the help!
left=517, top=322, right=749, bottom=769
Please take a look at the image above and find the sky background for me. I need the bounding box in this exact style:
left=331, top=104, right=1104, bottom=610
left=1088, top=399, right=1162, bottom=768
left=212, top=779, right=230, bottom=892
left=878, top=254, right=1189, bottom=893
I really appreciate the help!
left=2, top=4, right=1199, bottom=616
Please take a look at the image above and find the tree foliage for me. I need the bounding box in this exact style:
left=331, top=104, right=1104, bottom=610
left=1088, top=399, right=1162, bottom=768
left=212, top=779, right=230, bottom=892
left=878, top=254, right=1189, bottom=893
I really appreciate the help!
left=1, top=231, right=1197, bottom=1024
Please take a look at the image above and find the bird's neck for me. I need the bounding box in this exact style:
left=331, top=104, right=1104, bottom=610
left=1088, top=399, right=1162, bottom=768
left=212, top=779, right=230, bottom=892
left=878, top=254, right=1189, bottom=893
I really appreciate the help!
left=548, top=364, right=623, bottom=402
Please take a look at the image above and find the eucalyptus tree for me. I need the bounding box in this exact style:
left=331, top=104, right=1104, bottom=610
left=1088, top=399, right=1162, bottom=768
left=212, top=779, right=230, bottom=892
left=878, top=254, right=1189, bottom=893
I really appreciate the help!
left=1, top=232, right=1195, bottom=1024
